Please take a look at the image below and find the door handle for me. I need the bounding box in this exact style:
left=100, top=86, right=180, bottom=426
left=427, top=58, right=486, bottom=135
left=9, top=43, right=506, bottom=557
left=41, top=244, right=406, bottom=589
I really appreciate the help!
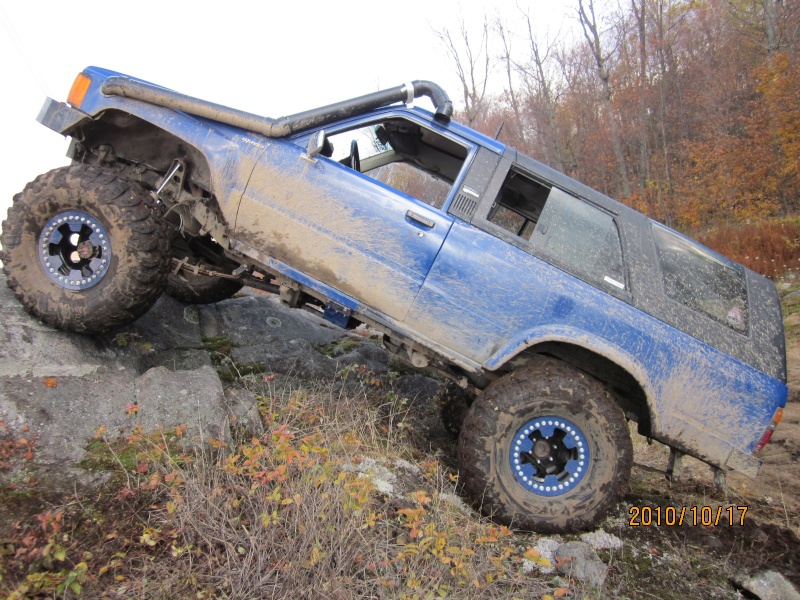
left=406, top=210, right=435, bottom=229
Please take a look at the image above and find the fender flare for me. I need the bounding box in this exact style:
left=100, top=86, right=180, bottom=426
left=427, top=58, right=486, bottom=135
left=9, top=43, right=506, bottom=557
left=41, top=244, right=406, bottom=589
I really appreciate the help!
left=485, top=325, right=660, bottom=432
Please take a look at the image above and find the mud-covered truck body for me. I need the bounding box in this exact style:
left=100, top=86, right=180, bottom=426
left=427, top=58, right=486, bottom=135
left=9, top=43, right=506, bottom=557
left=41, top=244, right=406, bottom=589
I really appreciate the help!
left=1, top=66, right=787, bottom=532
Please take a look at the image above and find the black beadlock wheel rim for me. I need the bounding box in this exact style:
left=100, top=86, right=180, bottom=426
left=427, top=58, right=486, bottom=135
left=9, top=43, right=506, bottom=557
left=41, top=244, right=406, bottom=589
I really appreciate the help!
left=509, top=416, right=590, bottom=497
left=38, top=210, right=111, bottom=290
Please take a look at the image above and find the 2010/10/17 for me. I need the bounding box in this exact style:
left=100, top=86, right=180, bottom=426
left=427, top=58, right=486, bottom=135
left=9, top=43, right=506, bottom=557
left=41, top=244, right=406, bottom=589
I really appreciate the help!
left=628, top=505, right=748, bottom=526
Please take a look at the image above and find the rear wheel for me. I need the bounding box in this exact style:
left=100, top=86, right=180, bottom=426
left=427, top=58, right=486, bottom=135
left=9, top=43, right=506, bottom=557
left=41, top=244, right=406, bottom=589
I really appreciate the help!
left=1, top=164, right=170, bottom=333
left=458, top=357, right=632, bottom=533
left=439, top=382, right=474, bottom=438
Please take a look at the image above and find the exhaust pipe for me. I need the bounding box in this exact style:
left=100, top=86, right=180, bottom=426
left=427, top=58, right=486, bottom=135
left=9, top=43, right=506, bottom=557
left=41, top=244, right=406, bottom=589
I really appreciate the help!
left=101, top=76, right=453, bottom=138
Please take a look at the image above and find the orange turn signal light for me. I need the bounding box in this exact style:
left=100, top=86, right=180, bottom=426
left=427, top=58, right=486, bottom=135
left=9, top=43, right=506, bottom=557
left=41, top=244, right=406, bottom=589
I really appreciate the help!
left=67, top=73, right=92, bottom=108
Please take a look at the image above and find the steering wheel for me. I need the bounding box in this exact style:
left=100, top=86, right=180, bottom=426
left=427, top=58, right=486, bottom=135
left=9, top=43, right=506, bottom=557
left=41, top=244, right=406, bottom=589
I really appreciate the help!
left=349, top=139, right=360, bottom=172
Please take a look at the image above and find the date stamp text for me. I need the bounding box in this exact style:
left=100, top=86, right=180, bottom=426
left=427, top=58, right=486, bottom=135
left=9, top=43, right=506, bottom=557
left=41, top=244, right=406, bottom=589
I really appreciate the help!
left=629, top=505, right=748, bottom=526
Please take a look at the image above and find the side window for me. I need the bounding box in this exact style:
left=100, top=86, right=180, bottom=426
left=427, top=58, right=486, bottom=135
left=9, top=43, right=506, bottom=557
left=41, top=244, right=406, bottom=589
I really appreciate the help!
left=488, top=169, right=548, bottom=240
left=326, top=124, right=392, bottom=162
left=538, top=189, right=626, bottom=291
left=485, top=167, right=626, bottom=293
left=652, top=223, right=748, bottom=333
left=367, top=163, right=451, bottom=209
left=326, top=118, right=468, bottom=209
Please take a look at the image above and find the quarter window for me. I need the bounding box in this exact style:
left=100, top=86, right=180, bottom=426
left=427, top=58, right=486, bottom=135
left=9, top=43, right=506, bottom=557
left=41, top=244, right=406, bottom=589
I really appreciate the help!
left=652, top=223, right=748, bottom=333
left=488, top=168, right=548, bottom=240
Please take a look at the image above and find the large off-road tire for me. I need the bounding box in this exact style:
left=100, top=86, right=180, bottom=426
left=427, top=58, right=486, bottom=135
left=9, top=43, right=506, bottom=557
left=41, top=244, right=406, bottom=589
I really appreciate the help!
left=164, top=235, right=243, bottom=304
left=458, top=357, right=633, bottom=533
left=438, top=382, right=474, bottom=439
left=1, top=164, right=170, bottom=333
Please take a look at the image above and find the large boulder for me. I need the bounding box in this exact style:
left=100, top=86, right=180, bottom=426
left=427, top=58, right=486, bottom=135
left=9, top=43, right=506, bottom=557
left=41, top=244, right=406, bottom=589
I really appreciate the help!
left=198, top=294, right=345, bottom=347
left=0, top=274, right=432, bottom=491
left=0, top=277, right=228, bottom=491
left=0, top=276, right=396, bottom=492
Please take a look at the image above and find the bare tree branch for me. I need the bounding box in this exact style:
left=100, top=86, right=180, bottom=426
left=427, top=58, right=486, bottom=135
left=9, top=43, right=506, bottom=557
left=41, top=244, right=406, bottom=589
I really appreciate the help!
left=578, top=0, right=632, bottom=196
left=435, top=16, right=493, bottom=126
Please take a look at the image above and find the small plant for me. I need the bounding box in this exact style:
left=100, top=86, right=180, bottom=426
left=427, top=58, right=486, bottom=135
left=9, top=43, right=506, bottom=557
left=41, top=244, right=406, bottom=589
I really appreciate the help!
left=320, top=339, right=360, bottom=357
left=201, top=335, right=236, bottom=355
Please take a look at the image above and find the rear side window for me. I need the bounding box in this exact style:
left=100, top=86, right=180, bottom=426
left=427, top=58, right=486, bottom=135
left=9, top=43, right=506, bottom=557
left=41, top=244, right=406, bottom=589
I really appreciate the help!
left=536, top=188, right=625, bottom=291
left=485, top=168, right=626, bottom=294
left=652, top=223, right=748, bottom=333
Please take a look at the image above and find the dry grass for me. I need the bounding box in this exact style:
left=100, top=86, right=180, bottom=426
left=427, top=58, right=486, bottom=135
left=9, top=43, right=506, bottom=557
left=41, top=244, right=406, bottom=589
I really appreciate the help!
left=0, top=374, right=564, bottom=599
left=694, top=218, right=800, bottom=278
left=139, top=377, right=554, bottom=599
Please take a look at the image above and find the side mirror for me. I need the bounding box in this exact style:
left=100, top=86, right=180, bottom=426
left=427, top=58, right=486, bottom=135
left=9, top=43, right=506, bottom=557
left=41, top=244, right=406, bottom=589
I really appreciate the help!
left=303, top=130, right=326, bottom=163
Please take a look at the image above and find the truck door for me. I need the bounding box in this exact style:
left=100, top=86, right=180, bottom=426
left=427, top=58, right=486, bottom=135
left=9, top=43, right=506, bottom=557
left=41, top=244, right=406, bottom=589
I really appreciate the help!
left=405, top=152, right=630, bottom=363
left=234, top=115, right=470, bottom=322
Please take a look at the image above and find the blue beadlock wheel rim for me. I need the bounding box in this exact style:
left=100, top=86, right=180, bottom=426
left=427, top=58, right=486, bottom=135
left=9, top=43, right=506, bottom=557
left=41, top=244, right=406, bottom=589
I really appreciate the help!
left=38, top=211, right=111, bottom=291
left=509, top=416, right=590, bottom=497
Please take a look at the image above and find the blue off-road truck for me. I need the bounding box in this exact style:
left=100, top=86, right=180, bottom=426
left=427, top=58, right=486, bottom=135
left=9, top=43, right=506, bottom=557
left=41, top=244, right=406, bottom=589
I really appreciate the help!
left=1, top=68, right=787, bottom=532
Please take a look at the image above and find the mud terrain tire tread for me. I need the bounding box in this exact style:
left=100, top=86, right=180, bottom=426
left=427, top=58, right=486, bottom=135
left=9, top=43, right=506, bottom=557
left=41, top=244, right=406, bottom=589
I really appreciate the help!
left=458, top=356, right=633, bottom=533
left=438, top=382, right=474, bottom=439
left=1, top=164, right=170, bottom=333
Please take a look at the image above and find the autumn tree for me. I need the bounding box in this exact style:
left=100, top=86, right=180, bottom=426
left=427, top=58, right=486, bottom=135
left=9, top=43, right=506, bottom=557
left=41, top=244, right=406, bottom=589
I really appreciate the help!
left=578, top=0, right=632, bottom=196
left=437, top=0, right=799, bottom=232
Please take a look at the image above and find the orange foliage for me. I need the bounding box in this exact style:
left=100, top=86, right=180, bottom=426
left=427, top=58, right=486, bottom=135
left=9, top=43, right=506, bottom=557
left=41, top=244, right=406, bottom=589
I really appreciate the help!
left=757, top=53, right=800, bottom=202
left=448, top=1, right=800, bottom=239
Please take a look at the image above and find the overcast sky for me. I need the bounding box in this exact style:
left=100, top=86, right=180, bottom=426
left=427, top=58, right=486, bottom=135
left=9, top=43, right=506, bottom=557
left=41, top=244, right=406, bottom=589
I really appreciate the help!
left=0, top=0, right=572, bottom=225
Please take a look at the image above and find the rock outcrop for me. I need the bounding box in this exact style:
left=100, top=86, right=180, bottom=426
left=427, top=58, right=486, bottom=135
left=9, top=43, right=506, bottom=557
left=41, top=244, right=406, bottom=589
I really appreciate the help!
left=0, top=276, right=411, bottom=492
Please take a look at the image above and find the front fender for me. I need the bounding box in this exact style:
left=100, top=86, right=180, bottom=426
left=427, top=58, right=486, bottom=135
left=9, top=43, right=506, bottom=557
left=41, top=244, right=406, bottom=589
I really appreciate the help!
left=39, top=67, right=268, bottom=232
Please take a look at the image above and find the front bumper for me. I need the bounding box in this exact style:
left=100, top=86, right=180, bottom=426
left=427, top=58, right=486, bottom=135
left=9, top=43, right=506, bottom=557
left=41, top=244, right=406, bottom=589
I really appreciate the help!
left=37, top=98, right=91, bottom=135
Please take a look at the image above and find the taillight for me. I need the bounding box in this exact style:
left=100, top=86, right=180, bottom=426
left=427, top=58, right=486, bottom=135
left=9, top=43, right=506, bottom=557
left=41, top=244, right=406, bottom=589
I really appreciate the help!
left=67, top=73, right=92, bottom=108
left=754, top=406, right=783, bottom=452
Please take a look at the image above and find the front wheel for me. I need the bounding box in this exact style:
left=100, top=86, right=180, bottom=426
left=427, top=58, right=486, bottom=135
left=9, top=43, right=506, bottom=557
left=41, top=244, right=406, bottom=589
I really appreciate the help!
left=458, top=357, right=632, bottom=533
left=1, top=165, right=170, bottom=333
